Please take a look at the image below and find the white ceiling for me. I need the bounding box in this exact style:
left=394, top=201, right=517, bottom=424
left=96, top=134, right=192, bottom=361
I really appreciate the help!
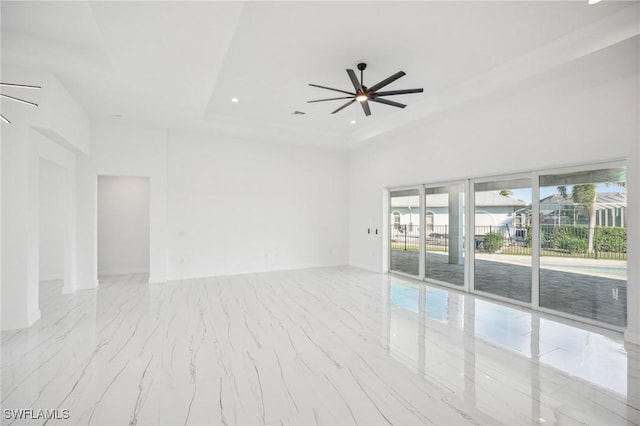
left=1, top=1, right=636, bottom=138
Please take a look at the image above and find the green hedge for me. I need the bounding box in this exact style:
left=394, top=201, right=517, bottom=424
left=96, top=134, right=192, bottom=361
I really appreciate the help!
left=550, top=226, right=588, bottom=252
left=484, top=232, right=504, bottom=253
left=595, top=227, right=627, bottom=253
left=540, top=226, right=626, bottom=254
left=561, top=236, right=588, bottom=254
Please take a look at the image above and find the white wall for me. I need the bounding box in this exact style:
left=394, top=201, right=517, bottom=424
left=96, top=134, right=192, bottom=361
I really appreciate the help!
left=39, top=159, right=65, bottom=280
left=1, top=66, right=87, bottom=329
left=80, top=120, right=168, bottom=284
left=349, top=37, right=639, bottom=273
left=98, top=176, right=150, bottom=276
left=1, top=125, right=41, bottom=330
left=166, top=131, right=349, bottom=279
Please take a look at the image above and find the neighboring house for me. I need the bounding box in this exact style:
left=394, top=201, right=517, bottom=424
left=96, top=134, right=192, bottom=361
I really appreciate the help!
left=390, top=192, right=529, bottom=235
left=539, top=191, right=627, bottom=227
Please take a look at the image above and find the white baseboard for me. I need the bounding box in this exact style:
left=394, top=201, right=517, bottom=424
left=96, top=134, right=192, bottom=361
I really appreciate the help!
left=39, top=273, right=63, bottom=281
left=77, top=279, right=99, bottom=290
left=148, top=275, right=166, bottom=284
left=98, top=268, right=149, bottom=276
left=62, top=284, right=77, bottom=294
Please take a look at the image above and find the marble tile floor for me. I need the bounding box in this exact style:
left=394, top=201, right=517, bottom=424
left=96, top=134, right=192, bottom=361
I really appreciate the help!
left=391, top=250, right=627, bottom=326
left=1, top=266, right=639, bottom=425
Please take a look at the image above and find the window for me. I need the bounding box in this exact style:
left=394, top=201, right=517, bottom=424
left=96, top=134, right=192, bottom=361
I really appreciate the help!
left=426, top=212, right=434, bottom=233
left=388, top=162, right=626, bottom=329
left=392, top=211, right=401, bottom=230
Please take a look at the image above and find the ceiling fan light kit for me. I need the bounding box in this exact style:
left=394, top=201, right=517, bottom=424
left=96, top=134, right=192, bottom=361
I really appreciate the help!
left=308, top=63, right=423, bottom=117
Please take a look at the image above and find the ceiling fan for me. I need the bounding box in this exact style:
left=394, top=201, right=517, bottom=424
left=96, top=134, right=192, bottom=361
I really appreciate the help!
left=308, top=63, right=423, bottom=117
left=0, top=82, right=41, bottom=124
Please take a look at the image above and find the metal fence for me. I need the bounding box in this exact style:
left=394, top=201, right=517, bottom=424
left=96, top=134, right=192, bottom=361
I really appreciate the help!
left=390, top=224, right=421, bottom=251
left=390, top=223, right=626, bottom=260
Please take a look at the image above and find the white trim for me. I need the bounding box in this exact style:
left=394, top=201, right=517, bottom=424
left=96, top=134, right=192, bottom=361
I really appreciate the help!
left=472, top=288, right=532, bottom=310
left=27, top=308, right=41, bottom=327
left=98, top=268, right=150, bottom=276
left=537, top=306, right=625, bottom=334
left=389, top=270, right=423, bottom=281
left=382, top=188, right=390, bottom=274
left=424, top=277, right=465, bottom=291
left=469, top=185, right=476, bottom=294
left=78, top=279, right=99, bottom=290
left=464, top=179, right=472, bottom=293
left=148, top=275, right=166, bottom=284
left=39, top=274, right=63, bottom=281
left=418, top=185, right=425, bottom=280
left=531, top=171, right=540, bottom=309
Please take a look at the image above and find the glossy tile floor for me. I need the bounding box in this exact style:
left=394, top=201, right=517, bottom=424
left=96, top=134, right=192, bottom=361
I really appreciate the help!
left=2, top=267, right=640, bottom=425
left=391, top=250, right=627, bottom=326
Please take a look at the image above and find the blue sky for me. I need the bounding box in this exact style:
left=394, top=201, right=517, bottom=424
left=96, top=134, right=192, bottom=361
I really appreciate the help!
left=507, top=183, right=626, bottom=204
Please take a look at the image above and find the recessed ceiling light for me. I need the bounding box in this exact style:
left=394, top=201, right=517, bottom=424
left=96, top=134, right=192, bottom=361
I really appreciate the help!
left=231, top=98, right=239, bottom=103
left=350, top=120, right=356, bottom=124
left=588, top=0, right=601, bottom=4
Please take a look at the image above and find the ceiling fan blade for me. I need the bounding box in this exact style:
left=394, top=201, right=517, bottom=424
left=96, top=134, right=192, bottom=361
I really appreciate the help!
left=361, top=100, right=371, bottom=116
left=368, top=71, right=406, bottom=93
left=346, top=69, right=361, bottom=91
left=375, top=88, right=424, bottom=96
left=0, top=93, right=38, bottom=107
left=307, top=96, right=354, bottom=103
left=331, top=99, right=356, bottom=114
left=309, top=83, right=354, bottom=96
left=0, top=82, right=41, bottom=89
left=370, top=97, right=406, bottom=109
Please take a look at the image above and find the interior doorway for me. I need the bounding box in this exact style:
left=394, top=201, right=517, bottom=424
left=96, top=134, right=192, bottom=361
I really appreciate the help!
left=97, top=176, right=150, bottom=280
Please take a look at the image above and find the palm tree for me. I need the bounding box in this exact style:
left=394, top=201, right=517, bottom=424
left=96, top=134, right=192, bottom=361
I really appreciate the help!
left=556, top=179, right=625, bottom=255
left=557, top=184, right=597, bottom=253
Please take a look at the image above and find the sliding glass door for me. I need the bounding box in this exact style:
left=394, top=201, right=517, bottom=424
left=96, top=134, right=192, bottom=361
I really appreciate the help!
left=424, top=183, right=465, bottom=286
left=473, top=178, right=532, bottom=303
left=388, top=162, right=627, bottom=330
left=538, top=167, right=627, bottom=327
left=390, top=189, right=420, bottom=276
